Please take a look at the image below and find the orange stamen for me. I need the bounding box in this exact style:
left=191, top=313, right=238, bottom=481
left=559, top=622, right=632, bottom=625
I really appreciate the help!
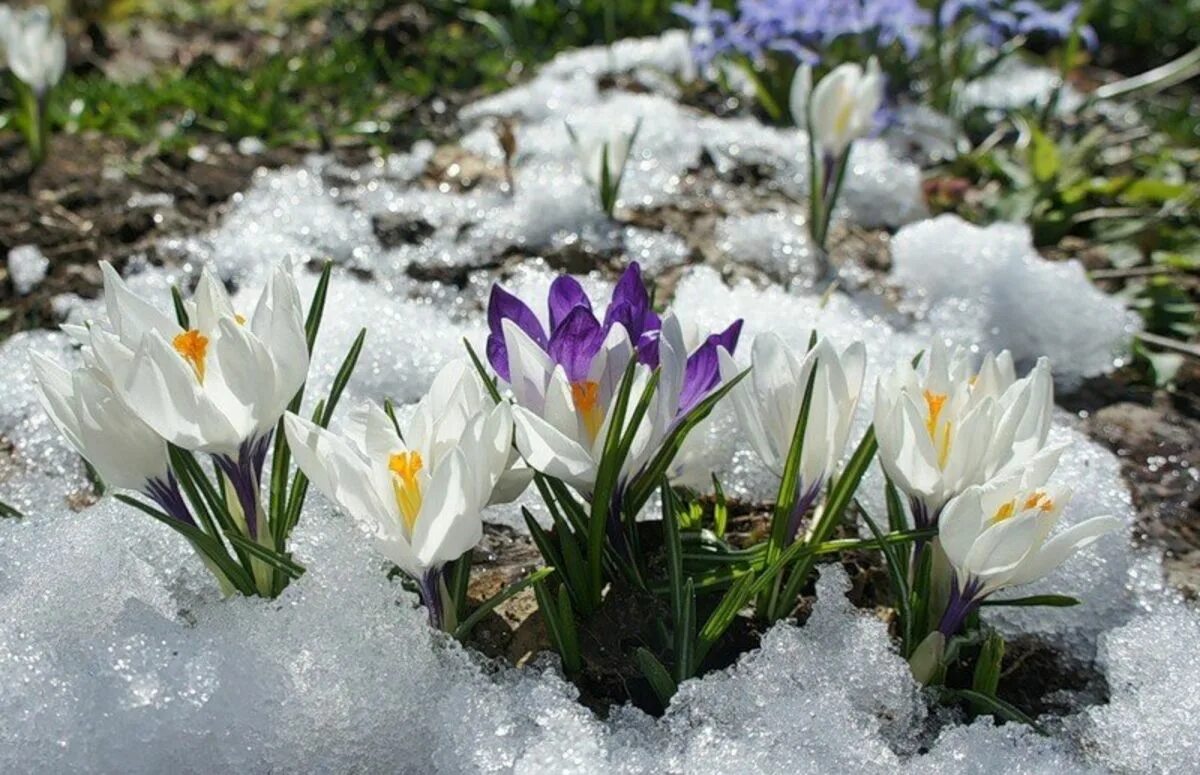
left=172, top=329, right=209, bottom=383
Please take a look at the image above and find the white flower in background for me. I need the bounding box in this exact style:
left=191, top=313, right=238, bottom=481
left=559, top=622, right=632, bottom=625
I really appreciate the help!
left=2, top=5, right=66, bottom=96
left=567, top=122, right=636, bottom=188
left=284, top=365, right=514, bottom=629
left=719, top=332, right=866, bottom=534
left=803, top=57, right=884, bottom=157
left=565, top=119, right=640, bottom=216
left=874, top=342, right=1053, bottom=527
left=788, top=63, right=813, bottom=130
left=934, top=445, right=1121, bottom=637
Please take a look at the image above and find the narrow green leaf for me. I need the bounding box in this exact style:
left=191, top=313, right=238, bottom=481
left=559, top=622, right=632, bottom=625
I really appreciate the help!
left=695, top=571, right=756, bottom=666
left=319, top=328, right=366, bottom=427
left=980, top=594, right=1081, bottom=608
left=711, top=474, right=728, bottom=538
left=171, top=285, right=190, bottom=328
left=858, top=500, right=914, bottom=655
left=303, top=259, right=335, bottom=353
left=772, top=427, right=878, bottom=618
left=463, top=338, right=503, bottom=404
left=523, top=507, right=565, bottom=574
left=533, top=579, right=568, bottom=664
left=0, top=498, right=25, bottom=519
left=450, top=551, right=473, bottom=621
left=588, top=358, right=640, bottom=605
left=635, top=647, right=678, bottom=707
left=972, top=630, right=1005, bottom=699
left=627, top=368, right=749, bottom=516
left=944, top=688, right=1044, bottom=733
left=675, top=578, right=696, bottom=683
left=383, top=398, right=405, bottom=442
left=555, top=586, right=582, bottom=674
left=661, top=483, right=686, bottom=627
left=768, top=358, right=820, bottom=562
left=223, top=530, right=306, bottom=579
left=115, top=493, right=254, bottom=595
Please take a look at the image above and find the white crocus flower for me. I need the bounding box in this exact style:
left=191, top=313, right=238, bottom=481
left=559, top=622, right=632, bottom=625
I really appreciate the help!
left=402, top=359, right=531, bottom=504
left=934, top=446, right=1121, bottom=637
left=86, top=261, right=308, bottom=459
left=874, top=342, right=1053, bottom=527
left=807, top=57, right=884, bottom=158
left=788, top=64, right=813, bottom=130
left=31, top=354, right=178, bottom=504
left=566, top=120, right=640, bottom=216
left=568, top=122, right=635, bottom=189
left=78, top=261, right=307, bottom=552
left=284, top=371, right=514, bottom=630
left=718, top=332, right=866, bottom=534
left=3, top=6, right=66, bottom=97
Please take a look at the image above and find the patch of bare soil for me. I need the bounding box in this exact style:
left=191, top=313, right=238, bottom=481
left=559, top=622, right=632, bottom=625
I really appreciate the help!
left=0, top=130, right=307, bottom=336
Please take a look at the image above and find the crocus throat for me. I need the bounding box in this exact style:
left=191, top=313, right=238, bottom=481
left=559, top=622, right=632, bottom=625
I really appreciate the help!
left=834, top=100, right=855, bottom=138
left=571, top=380, right=603, bottom=442
left=389, top=451, right=423, bottom=531
left=922, top=389, right=952, bottom=468
left=173, top=329, right=209, bottom=383
left=992, top=490, right=1054, bottom=524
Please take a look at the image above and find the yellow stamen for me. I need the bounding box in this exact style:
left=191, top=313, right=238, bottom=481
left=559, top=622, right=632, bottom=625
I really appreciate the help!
left=172, top=329, right=209, bottom=383
left=571, top=380, right=604, bottom=442
left=991, top=501, right=1016, bottom=524
left=938, top=421, right=953, bottom=469
left=235, top=313, right=246, bottom=325
left=388, top=451, right=424, bottom=532
left=1023, top=490, right=1054, bottom=512
left=923, top=390, right=952, bottom=468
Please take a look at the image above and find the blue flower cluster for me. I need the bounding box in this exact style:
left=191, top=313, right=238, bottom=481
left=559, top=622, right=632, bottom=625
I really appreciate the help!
left=942, top=0, right=1097, bottom=49
left=673, top=0, right=1094, bottom=67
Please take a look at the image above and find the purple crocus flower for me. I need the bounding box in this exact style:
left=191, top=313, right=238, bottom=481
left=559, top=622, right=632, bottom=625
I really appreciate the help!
left=486, top=263, right=742, bottom=419
left=487, top=263, right=660, bottom=383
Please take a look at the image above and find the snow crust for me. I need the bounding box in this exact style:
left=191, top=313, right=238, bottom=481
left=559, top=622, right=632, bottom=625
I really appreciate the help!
left=0, top=32, right=1191, bottom=774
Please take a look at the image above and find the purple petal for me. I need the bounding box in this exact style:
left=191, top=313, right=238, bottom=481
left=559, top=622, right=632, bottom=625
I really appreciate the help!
left=603, top=263, right=652, bottom=339
left=548, top=275, right=592, bottom=330
left=637, top=330, right=662, bottom=368
left=710, top=319, right=744, bottom=356
left=678, top=320, right=744, bottom=415
left=548, top=306, right=605, bottom=383
left=487, top=284, right=547, bottom=382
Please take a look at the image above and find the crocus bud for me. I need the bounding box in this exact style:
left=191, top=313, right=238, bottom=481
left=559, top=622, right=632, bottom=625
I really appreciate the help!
left=908, top=631, right=946, bottom=686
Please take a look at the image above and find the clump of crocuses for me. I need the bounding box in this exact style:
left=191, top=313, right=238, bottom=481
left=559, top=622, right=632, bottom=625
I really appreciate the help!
left=35, top=260, right=362, bottom=598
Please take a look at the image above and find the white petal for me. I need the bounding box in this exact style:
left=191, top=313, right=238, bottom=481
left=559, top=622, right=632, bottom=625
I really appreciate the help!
left=413, top=448, right=480, bottom=568
left=1005, top=515, right=1122, bottom=588
left=512, top=405, right=595, bottom=490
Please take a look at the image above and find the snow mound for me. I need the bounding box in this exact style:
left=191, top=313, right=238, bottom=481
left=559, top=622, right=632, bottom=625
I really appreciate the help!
left=890, top=215, right=1139, bottom=385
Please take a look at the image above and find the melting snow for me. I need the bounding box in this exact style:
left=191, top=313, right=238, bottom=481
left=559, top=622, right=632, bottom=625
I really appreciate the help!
left=0, top=32, right=1187, bottom=774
